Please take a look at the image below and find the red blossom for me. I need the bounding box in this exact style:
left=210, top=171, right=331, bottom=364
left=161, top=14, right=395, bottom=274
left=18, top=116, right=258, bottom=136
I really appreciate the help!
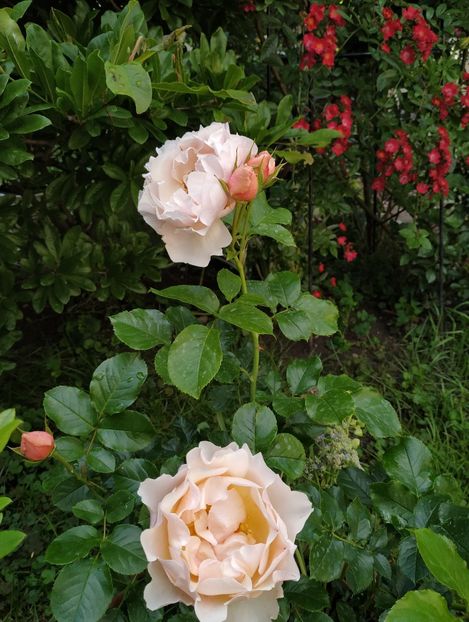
left=385, top=138, right=400, bottom=154
left=416, top=182, right=429, bottom=194
left=337, top=236, right=347, bottom=246
left=312, top=289, right=322, bottom=298
left=400, top=45, right=416, bottom=65
left=381, top=43, right=391, bottom=54
left=344, top=243, right=358, bottom=262
left=402, top=6, right=420, bottom=21
left=293, top=118, right=310, bottom=131
left=428, top=149, right=441, bottom=164
left=382, top=7, right=394, bottom=20
left=338, top=222, right=347, bottom=232
left=330, top=277, right=337, bottom=287
left=319, top=262, right=325, bottom=273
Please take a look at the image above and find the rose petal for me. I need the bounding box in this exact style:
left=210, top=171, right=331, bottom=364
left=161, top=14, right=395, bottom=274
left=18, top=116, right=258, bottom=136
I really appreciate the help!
left=195, top=597, right=228, bottom=622
left=162, top=220, right=232, bottom=267
left=143, top=561, right=192, bottom=610
left=265, top=478, right=313, bottom=540
left=208, top=489, right=246, bottom=543
left=226, top=589, right=280, bottom=622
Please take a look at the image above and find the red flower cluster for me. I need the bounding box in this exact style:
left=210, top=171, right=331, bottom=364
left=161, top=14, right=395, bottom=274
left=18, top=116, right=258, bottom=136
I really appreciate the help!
left=432, top=82, right=459, bottom=120
left=425, top=127, right=451, bottom=196
left=310, top=95, right=353, bottom=156
left=302, top=4, right=346, bottom=70
left=336, top=225, right=358, bottom=263
left=432, top=74, right=469, bottom=127
left=380, top=6, right=438, bottom=64
left=372, top=129, right=416, bottom=191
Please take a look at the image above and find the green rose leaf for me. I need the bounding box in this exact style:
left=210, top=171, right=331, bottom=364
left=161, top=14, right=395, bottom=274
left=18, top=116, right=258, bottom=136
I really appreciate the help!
left=309, top=536, right=344, bottom=582
left=90, top=353, right=147, bottom=415
left=231, top=402, right=277, bottom=452
left=266, top=271, right=301, bottom=308
left=101, top=524, right=147, bottom=575
left=154, top=345, right=172, bottom=385
left=168, top=325, right=223, bottom=399
left=0, top=530, right=26, bottom=559
left=276, top=309, right=313, bottom=342
left=346, top=499, right=372, bottom=541
left=113, top=458, right=158, bottom=494
left=0, top=408, right=22, bottom=452
left=97, top=410, right=154, bottom=452
left=51, top=559, right=113, bottom=622
left=104, top=61, right=152, bottom=114
left=266, top=433, right=306, bottom=480
left=415, top=528, right=469, bottom=604
left=151, top=285, right=220, bottom=314
left=352, top=387, right=401, bottom=438
left=286, top=356, right=323, bottom=395
left=294, top=293, right=339, bottom=336
left=284, top=576, right=330, bottom=612
left=105, top=490, right=135, bottom=523
left=385, top=589, right=458, bottom=622
left=45, top=526, right=99, bottom=565
left=110, top=309, right=172, bottom=350
left=218, top=301, right=273, bottom=335
left=72, top=500, right=104, bottom=525
left=383, top=437, right=432, bottom=495
left=217, top=269, right=241, bottom=302
left=305, top=389, right=354, bottom=425
left=43, top=387, right=97, bottom=436
left=370, top=482, right=417, bottom=528
left=86, top=446, right=116, bottom=474
left=345, top=547, right=374, bottom=593
left=54, top=437, right=84, bottom=461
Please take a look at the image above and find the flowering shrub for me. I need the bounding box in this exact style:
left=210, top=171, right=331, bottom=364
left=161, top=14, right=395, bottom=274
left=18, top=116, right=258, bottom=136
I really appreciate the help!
left=3, top=119, right=468, bottom=622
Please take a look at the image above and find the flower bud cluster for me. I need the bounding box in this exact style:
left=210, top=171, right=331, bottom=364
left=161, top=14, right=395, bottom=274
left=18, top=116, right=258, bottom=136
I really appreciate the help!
left=304, top=418, right=363, bottom=487
left=301, top=3, right=346, bottom=70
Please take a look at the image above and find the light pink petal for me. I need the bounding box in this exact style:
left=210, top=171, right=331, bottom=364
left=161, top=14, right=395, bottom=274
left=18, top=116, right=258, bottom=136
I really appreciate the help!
left=138, top=473, right=181, bottom=521
left=208, top=489, right=246, bottom=543
left=143, top=560, right=192, bottom=610
left=266, top=477, right=313, bottom=540
left=226, top=589, right=280, bottom=622
left=186, top=171, right=229, bottom=227
left=195, top=597, right=228, bottom=622
left=162, top=220, right=232, bottom=267
left=140, top=523, right=170, bottom=561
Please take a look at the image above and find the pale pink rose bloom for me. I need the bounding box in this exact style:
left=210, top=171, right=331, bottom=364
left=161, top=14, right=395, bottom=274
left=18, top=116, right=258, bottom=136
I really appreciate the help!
left=228, top=165, right=259, bottom=202
left=138, top=441, right=313, bottom=622
left=138, top=123, right=257, bottom=267
left=20, top=431, right=55, bottom=461
left=247, top=151, right=276, bottom=182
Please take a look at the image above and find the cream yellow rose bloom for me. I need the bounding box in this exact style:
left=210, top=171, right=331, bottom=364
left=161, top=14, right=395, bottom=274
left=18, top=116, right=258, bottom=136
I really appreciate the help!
left=138, top=441, right=313, bottom=622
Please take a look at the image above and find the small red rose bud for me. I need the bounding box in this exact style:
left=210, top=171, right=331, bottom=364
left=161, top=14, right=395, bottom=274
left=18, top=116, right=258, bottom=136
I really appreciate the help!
left=20, top=431, right=55, bottom=461
left=228, top=165, right=259, bottom=202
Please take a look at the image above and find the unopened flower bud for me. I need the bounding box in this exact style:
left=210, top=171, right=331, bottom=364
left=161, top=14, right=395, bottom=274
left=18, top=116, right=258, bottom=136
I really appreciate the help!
left=228, top=165, right=259, bottom=202
left=20, top=431, right=55, bottom=461
left=247, top=150, right=276, bottom=182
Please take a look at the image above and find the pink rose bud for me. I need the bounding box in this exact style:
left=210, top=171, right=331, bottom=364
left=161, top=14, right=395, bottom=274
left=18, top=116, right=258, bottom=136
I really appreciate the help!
left=228, top=164, right=259, bottom=201
left=247, top=150, right=276, bottom=182
left=20, top=431, right=55, bottom=461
